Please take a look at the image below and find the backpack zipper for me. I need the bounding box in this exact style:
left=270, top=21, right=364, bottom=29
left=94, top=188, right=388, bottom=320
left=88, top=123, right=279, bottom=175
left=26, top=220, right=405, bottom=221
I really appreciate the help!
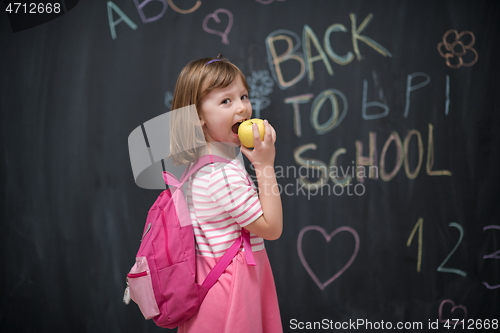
left=141, top=223, right=152, bottom=241
left=161, top=208, right=173, bottom=266
left=127, top=271, right=148, bottom=278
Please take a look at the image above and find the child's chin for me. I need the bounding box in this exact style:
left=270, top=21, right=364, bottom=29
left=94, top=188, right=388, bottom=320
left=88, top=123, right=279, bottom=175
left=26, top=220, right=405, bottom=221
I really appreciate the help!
left=212, top=141, right=240, bottom=148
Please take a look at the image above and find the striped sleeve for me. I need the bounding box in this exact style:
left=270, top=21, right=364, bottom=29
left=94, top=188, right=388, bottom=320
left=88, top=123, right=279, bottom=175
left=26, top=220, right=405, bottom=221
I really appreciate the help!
left=208, top=162, right=262, bottom=228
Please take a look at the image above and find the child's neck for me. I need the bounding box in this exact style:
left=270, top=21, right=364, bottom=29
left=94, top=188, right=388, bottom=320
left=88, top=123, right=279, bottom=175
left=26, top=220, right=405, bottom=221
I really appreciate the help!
left=205, top=142, right=238, bottom=160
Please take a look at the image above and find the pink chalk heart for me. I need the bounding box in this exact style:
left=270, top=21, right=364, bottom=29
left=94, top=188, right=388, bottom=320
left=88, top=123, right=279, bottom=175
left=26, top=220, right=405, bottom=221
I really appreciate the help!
left=438, top=299, right=468, bottom=323
left=297, top=226, right=359, bottom=291
left=255, top=0, right=285, bottom=4
left=202, top=9, right=233, bottom=45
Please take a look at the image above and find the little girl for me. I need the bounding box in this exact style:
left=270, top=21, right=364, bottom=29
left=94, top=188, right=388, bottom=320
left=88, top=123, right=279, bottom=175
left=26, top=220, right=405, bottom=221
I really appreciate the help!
left=169, top=56, right=283, bottom=333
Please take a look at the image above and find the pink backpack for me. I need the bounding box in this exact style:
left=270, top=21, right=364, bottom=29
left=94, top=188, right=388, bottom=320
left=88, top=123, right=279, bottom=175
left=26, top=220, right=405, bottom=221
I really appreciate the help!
left=123, top=155, right=255, bottom=328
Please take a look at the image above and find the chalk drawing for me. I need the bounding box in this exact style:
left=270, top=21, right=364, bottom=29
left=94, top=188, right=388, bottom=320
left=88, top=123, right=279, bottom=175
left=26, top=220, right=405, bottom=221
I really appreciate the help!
left=202, top=9, right=233, bottom=45
left=255, top=0, right=285, bottom=4
left=439, top=299, right=467, bottom=324
left=164, top=91, right=173, bottom=110
left=247, top=70, right=274, bottom=119
left=438, top=30, right=478, bottom=68
left=297, top=225, right=360, bottom=290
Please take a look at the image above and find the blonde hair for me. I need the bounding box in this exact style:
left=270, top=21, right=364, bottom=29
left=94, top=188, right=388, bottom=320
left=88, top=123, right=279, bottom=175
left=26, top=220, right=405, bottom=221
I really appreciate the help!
left=169, top=57, right=249, bottom=165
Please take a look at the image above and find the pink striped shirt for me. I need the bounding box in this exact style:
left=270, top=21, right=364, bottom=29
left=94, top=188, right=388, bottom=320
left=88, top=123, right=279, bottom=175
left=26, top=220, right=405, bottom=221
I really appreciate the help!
left=186, top=158, right=265, bottom=257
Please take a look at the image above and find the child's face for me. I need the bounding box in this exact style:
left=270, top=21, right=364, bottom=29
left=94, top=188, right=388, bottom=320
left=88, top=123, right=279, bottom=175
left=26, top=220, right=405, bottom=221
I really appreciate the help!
left=199, top=76, right=252, bottom=147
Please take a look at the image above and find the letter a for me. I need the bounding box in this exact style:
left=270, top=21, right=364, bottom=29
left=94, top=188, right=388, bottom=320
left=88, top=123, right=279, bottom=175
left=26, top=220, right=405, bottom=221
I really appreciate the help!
left=107, top=1, right=138, bottom=40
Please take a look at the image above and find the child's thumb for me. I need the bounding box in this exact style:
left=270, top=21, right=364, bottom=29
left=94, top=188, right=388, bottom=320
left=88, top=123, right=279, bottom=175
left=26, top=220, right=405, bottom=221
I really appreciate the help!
left=239, top=145, right=252, bottom=160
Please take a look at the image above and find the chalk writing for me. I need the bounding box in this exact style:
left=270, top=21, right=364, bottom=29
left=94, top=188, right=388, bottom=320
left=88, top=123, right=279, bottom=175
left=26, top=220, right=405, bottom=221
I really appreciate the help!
left=324, top=23, right=354, bottom=65
left=362, top=79, right=389, bottom=120
left=293, top=144, right=329, bottom=190
left=294, top=124, right=452, bottom=189
left=266, top=29, right=306, bottom=89
left=350, top=13, right=392, bottom=61
left=403, top=130, right=423, bottom=179
left=426, top=124, right=452, bottom=176
left=438, top=30, right=478, bottom=68
left=107, top=0, right=203, bottom=39
left=284, top=89, right=348, bottom=136
left=404, top=72, right=430, bottom=118
left=284, top=94, right=314, bottom=137
left=255, top=0, right=285, bottom=4
left=202, top=9, right=233, bottom=45
left=303, top=25, right=333, bottom=85
left=379, top=131, right=403, bottom=181
left=437, top=222, right=466, bottom=277
left=167, top=0, right=201, bottom=14
left=329, top=148, right=351, bottom=186
left=439, top=299, right=468, bottom=324
left=297, top=225, right=360, bottom=291
left=482, top=225, right=500, bottom=289
left=355, top=132, right=378, bottom=183
left=407, top=217, right=424, bottom=272
left=107, top=1, right=138, bottom=40
left=133, top=0, right=167, bottom=24
left=266, top=14, right=392, bottom=89
left=310, top=89, right=348, bottom=134
left=445, top=75, right=450, bottom=115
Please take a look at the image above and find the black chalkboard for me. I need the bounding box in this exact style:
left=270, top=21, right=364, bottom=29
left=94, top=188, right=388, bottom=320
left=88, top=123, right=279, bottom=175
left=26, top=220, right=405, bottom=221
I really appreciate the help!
left=1, top=0, right=499, bottom=332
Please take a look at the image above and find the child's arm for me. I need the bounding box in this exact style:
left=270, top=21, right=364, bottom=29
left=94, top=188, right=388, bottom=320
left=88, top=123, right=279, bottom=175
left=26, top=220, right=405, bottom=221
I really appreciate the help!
left=240, top=120, right=283, bottom=240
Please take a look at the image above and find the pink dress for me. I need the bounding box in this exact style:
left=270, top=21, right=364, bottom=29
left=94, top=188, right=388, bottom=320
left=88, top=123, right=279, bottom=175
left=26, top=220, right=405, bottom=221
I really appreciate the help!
left=177, top=158, right=282, bottom=333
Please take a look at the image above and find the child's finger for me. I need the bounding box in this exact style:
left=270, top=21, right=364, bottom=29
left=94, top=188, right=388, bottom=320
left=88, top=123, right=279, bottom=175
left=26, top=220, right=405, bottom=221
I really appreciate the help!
left=240, top=144, right=251, bottom=159
left=268, top=121, right=276, bottom=143
left=264, top=120, right=276, bottom=143
left=252, top=123, right=262, bottom=148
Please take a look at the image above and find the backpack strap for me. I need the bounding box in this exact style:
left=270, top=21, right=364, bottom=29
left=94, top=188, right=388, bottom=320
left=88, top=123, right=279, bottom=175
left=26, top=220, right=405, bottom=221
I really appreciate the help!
left=163, top=154, right=257, bottom=294
left=242, top=230, right=256, bottom=266
left=200, top=230, right=256, bottom=299
left=180, top=154, right=231, bottom=183
left=162, top=155, right=231, bottom=189
left=162, top=155, right=231, bottom=227
left=201, top=235, right=243, bottom=293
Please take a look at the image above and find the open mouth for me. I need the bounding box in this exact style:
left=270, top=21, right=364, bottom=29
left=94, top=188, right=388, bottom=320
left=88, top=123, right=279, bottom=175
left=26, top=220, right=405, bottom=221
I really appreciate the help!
left=231, top=120, right=246, bottom=135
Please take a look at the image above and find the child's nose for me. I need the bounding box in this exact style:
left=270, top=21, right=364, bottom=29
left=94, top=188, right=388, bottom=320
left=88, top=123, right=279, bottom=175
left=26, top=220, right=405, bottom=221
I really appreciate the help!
left=235, top=99, right=247, bottom=113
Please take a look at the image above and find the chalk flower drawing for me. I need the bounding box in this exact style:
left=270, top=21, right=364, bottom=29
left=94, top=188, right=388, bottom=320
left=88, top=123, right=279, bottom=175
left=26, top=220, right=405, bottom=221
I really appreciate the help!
left=164, top=91, right=173, bottom=110
left=437, top=30, right=478, bottom=68
left=247, top=70, right=275, bottom=118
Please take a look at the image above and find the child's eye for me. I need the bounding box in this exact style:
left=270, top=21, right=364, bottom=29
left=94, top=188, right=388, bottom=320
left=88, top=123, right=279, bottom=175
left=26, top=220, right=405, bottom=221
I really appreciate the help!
left=241, top=95, right=248, bottom=100
left=221, top=98, right=230, bottom=104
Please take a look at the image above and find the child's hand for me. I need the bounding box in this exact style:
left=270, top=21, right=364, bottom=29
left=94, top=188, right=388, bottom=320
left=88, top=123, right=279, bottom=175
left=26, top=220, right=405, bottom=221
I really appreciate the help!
left=240, top=119, right=276, bottom=168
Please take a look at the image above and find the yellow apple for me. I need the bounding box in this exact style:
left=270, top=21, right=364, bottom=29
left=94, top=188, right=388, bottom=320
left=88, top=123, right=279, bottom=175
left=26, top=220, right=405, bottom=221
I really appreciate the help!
left=238, top=119, right=265, bottom=148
